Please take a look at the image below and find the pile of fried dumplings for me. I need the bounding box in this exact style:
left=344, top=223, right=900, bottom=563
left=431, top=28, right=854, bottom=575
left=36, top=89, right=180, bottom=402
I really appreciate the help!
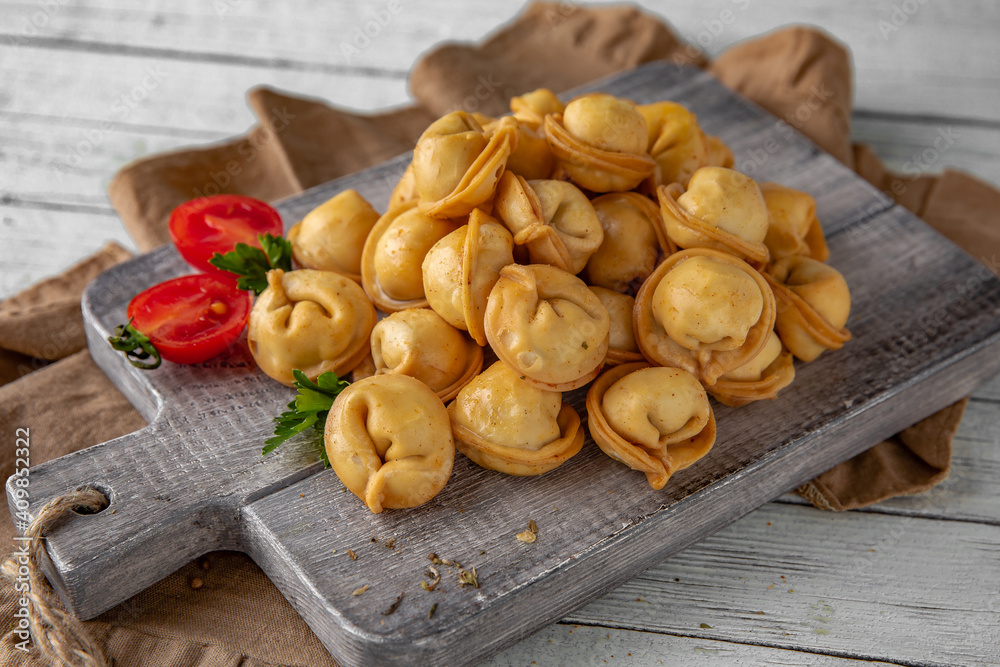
left=247, top=90, right=853, bottom=513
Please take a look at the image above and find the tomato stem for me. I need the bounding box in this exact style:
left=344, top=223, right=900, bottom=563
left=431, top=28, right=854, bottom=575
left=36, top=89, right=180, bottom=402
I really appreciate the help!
left=108, top=318, right=162, bottom=370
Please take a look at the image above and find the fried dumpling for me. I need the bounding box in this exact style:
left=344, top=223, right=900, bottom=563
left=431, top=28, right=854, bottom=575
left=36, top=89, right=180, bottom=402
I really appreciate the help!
left=485, top=264, right=610, bottom=391
left=708, top=330, right=796, bottom=407
left=421, top=209, right=514, bottom=345
left=706, top=135, right=735, bottom=169
left=657, top=166, right=770, bottom=266
left=544, top=93, right=656, bottom=193
left=767, top=256, right=851, bottom=362
left=286, top=189, right=380, bottom=283
left=586, top=363, right=716, bottom=490
left=582, top=192, right=672, bottom=293
left=449, top=362, right=584, bottom=476
left=638, top=101, right=730, bottom=188
left=510, top=88, right=564, bottom=126
left=361, top=201, right=462, bottom=312
left=493, top=173, right=604, bottom=274
left=411, top=111, right=518, bottom=219
left=589, top=287, right=643, bottom=366
left=349, top=350, right=376, bottom=383
left=634, top=248, right=776, bottom=385
left=325, top=374, right=454, bottom=513
left=506, top=89, right=564, bottom=180
left=499, top=123, right=555, bottom=181
left=248, top=269, right=376, bottom=386
left=388, top=162, right=419, bottom=211
left=760, top=182, right=830, bottom=263
left=371, top=308, right=483, bottom=402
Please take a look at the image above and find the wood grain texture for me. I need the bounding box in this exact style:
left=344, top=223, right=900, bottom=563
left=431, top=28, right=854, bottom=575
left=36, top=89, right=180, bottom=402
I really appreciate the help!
left=4, top=0, right=999, bottom=121
left=973, top=370, right=1000, bottom=403
left=778, top=397, right=1000, bottom=525
left=7, top=63, right=1000, bottom=666
left=483, top=621, right=909, bottom=666
left=1, top=43, right=404, bottom=133
left=0, top=205, right=135, bottom=297
left=565, top=502, right=1000, bottom=667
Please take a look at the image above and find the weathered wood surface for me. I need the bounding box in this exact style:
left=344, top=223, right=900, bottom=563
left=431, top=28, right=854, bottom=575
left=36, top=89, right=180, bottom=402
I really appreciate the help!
left=563, top=502, right=1000, bottom=667
left=4, top=2, right=1000, bottom=665
left=485, top=620, right=909, bottom=667
left=4, top=0, right=999, bottom=121
left=8, top=63, right=1000, bottom=666
left=4, top=1, right=999, bottom=298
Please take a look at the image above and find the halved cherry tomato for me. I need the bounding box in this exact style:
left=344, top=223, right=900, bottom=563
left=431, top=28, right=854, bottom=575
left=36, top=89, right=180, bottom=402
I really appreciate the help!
left=127, top=274, right=252, bottom=365
left=169, top=195, right=283, bottom=275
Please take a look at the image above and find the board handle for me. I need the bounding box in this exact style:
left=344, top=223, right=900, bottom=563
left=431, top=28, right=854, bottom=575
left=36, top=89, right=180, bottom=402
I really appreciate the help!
left=5, top=419, right=240, bottom=620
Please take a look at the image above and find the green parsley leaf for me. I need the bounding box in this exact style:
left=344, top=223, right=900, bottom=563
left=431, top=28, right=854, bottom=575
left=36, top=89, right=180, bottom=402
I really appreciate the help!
left=262, top=370, right=349, bottom=467
left=209, top=232, right=293, bottom=295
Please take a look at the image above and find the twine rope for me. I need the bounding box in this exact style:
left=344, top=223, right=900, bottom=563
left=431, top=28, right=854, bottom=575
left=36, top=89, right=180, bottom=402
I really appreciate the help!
left=2, top=487, right=110, bottom=667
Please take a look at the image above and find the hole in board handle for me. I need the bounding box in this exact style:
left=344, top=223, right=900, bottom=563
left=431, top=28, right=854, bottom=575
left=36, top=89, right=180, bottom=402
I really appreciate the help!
left=70, top=484, right=112, bottom=516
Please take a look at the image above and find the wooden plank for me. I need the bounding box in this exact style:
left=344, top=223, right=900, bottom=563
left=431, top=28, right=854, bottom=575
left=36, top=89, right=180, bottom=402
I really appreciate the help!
left=3, top=0, right=999, bottom=121
left=484, top=621, right=908, bottom=667
left=0, top=44, right=405, bottom=134
left=852, top=115, right=1000, bottom=189
left=0, top=113, right=224, bottom=211
left=0, top=205, right=136, bottom=298
left=974, top=372, right=1000, bottom=402
left=778, top=397, right=1000, bottom=526
left=563, top=502, right=1000, bottom=667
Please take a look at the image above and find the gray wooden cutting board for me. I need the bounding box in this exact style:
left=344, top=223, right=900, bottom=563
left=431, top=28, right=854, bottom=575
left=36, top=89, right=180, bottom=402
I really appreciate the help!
left=9, top=63, right=1000, bottom=667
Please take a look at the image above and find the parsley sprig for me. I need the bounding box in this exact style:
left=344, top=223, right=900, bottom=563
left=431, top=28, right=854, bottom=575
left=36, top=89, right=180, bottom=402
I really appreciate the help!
left=209, top=232, right=293, bottom=295
left=263, top=370, right=350, bottom=468
left=108, top=318, right=161, bottom=370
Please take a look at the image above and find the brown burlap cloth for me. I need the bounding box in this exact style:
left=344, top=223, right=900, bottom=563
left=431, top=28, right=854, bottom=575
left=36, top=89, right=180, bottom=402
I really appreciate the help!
left=2, top=3, right=998, bottom=665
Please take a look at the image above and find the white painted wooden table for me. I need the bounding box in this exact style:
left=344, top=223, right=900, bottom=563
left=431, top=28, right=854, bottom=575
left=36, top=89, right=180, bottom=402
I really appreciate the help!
left=2, top=2, right=998, bottom=665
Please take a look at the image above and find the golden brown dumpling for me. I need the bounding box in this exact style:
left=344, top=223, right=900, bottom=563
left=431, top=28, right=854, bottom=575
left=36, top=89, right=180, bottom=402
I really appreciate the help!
left=388, top=162, right=419, bottom=211
left=582, top=192, right=673, bottom=293
left=248, top=269, right=375, bottom=386
left=634, top=248, right=776, bottom=386
left=485, top=264, right=610, bottom=392
left=493, top=173, right=604, bottom=274
left=657, top=166, right=770, bottom=266
left=589, top=287, right=643, bottom=366
left=349, top=351, right=376, bottom=383
left=638, top=101, right=728, bottom=188
left=544, top=93, right=655, bottom=193
left=360, top=201, right=462, bottom=312
left=449, top=362, right=584, bottom=476
left=371, top=308, right=483, bottom=402
left=510, top=88, right=564, bottom=126
left=760, top=182, right=830, bottom=263
left=708, top=331, right=796, bottom=407
left=506, top=89, right=564, bottom=180
left=411, top=111, right=518, bottom=219
left=476, top=99, right=555, bottom=181
left=498, top=123, right=555, bottom=181
left=325, top=374, right=454, bottom=513
left=286, top=190, right=380, bottom=283
left=421, top=209, right=514, bottom=345
left=767, top=256, right=851, bottom=362
left=706, top=135, right=735, bottom=169
left=587, top=363, right=716, bottom=490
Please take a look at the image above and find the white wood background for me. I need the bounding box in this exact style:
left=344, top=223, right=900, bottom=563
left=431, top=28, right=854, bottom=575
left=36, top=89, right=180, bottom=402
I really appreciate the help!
left=2, top=1, right=999, bottom=665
